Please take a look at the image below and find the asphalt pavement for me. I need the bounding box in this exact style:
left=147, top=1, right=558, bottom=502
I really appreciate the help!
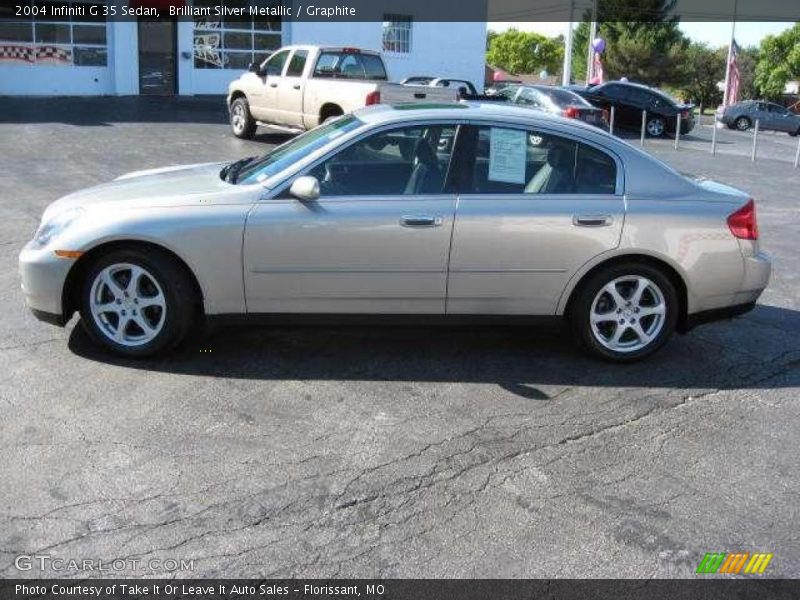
left=0, top=98, right=798, bottom=578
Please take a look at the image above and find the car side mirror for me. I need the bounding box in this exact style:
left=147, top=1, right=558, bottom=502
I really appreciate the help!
left=248, top=62, right=262, bottom=75
left=289, top=176, right=320, bottom=201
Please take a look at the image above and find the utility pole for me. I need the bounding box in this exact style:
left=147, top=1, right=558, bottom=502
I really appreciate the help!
left=561, top=1, right=574, bottom=86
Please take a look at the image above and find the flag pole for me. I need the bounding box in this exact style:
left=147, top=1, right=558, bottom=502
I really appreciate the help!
left=586, top=0, right=598, bottom=83
left=562, top=2, right=574, bottom=86
left=722, top=0, right=738, bottom=107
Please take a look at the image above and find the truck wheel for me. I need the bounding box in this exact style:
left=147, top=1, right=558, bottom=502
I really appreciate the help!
left=230, top=97, right=257, bottom=139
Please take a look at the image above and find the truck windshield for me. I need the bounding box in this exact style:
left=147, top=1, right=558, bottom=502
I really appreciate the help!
left=235, top=115, right=363, bottom=185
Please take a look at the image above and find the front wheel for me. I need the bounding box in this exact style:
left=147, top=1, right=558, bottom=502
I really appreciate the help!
left=79, top=248, right=197, bottom=357
left=570, top=263, right=679, bottom=362
left=230, top=97, right=257, bottom=139
left=735, top=116, right=751, bottom=131
left=646, top=116, right=666, bottom=137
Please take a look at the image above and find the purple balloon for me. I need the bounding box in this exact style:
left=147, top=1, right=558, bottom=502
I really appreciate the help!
left=592, top=37, right=606, bottom=54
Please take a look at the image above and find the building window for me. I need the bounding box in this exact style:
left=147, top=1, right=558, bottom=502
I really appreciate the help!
left=193, top=0, right=282, bottom=70
left=382, top=14, right=411, bottom=54
left=0, top=0, right=107, bottom=67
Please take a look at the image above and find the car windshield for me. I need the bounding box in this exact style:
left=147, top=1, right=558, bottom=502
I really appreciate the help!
left=536, top=87, right=592, bottom=108
left=235, top=115, right=364, bottom=185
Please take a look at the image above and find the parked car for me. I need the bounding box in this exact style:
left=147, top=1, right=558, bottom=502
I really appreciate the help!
left=226, top=45, right=456, bottom=138
left=401, top=76, right=479, bottom=96
left=574, top=81, right=695, bottom=137
left=19, top=103, right=770, bottom=362
left=495, top=84, right=608, bottom=128
left=717, top=100, right=800, bottom=135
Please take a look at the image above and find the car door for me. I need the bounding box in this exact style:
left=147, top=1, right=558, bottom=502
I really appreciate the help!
left=248, top=49, right=290, bottom=122
left=767, top=103, right=793, bottom=132
left=447, top=124, right=624, bottom=315
left=276, top=49, right=308, bottom=128
left=752, top=102, right=770, bottom=129
left=243, top=122, right=460, bottom=314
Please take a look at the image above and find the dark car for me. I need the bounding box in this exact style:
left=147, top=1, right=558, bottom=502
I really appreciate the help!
left=718, top=100, right=800, bottom=135
left=496, top=84, right=608, bottom=129
left=574, top=81, right=695, bottom=137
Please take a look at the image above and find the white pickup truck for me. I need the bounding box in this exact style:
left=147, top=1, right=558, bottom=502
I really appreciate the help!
left=226, top=45, right=457, bottom=138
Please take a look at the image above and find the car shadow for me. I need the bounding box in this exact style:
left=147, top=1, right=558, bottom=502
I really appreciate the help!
left=67, top=304, right=799, bottom=398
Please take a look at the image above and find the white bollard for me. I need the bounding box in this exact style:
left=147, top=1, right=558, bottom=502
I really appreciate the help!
left=641, top=110, right=647, bottom=146
left=795, top=136, right=800, bottom=168
left=609, top=105, right=615, bottom=136
left=751, top=120, right=760, bottom=162
left=711, top=118, right=718, bottom=156
left=674, top=113, right=681, bottom=150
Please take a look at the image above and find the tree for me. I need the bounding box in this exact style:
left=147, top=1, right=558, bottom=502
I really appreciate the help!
left=676, top=43, right=725, bottom=112
left=486, top=29, right=563, bottom=75
left=754, top=23, right=800, bottom=99
left=570, top=0, right=687, bottom=86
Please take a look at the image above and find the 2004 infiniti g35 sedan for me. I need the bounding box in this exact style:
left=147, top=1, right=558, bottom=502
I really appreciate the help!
left=19, top=103, right=771, bottom=361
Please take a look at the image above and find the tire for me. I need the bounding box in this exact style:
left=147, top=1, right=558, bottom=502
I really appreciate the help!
left=735, top=116, right=751, bottom=131
left=230, top=96, right=257, bottom=139
left=646, top=116, right=666, bottom=137
left=79, top=248, right=197, bottom=357
left=789, top=128, right=799, bottom=137
left=569, top=262, right=679, bottom=362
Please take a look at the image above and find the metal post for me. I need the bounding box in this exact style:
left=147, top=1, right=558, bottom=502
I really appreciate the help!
left=751, top=119, right=759, bottom=161
left=640, top=110, right=647, bottom=146
left=674, top=113, right=681, bottom=150
left=794, top=136, right=800, bottom=168
left=711, top=119, right=718, bottom=156
left=609, top=105, right=615, bottom=136
left=561, top=5, right=574, bottom=87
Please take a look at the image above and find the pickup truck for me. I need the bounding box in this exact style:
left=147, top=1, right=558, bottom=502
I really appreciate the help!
left=227, top=45, right=457, bottom=138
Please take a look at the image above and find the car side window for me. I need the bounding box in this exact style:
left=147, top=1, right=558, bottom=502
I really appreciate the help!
left=285, top=50, right=308, bottom=77
left=465, top=126, right=617, bottom=195
left=304, top=124, right=457, bottom=197
left=263, top=50, right=289, bottom=76
left=768, top=103, right=787, bottom=114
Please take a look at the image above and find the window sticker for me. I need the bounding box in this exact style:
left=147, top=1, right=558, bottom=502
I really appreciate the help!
left=488, top=128, right=527, bottom=184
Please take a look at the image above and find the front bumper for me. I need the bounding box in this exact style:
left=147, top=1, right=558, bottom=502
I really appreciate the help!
left=18, top=241, right=74, bottom=326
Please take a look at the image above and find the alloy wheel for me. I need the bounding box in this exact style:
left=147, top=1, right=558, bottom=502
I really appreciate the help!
left=589, top=276, right=666, bottom=353
left=89, top=263, right=166, bottom=347
left=231, top=103, right=245, bottom=134
left=646, top=118, right=665, bottom=137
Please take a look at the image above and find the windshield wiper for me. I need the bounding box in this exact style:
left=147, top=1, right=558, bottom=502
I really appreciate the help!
left=222, top=156, right=256, bottom=184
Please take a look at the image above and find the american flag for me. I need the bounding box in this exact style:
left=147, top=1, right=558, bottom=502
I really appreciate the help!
left=725, top=39, right=740, bottom=106
left=589, top=51, right=604, bottom=85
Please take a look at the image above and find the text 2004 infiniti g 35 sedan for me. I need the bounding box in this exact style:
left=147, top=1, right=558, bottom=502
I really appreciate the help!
left=19, top=103, right=771, bottom=361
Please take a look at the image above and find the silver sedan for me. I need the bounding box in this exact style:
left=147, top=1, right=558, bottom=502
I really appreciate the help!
left=19, top=103, right=771, bottom=361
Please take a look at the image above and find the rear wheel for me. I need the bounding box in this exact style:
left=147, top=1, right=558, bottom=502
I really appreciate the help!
left=570, top=263, right=678, bottom=362
left=735, top=116, right=751, bottom=131
left=230, top=97, right=257, bottom=139
left=79, top=248, right=197, bottom=357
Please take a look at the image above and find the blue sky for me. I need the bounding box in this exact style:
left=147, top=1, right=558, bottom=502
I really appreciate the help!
left=491, top=22, right=794, bottom=48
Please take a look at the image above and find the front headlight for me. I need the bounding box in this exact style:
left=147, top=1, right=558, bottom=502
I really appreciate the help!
left=32, top=207, right=84, bottom=248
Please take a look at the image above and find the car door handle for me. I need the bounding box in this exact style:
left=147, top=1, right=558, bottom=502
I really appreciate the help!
left=269, top=82, right=278, bottom=88
left=573, top=214, right=613, bottom=227
left=293, top=84, right=301, bottom=90
left=400, top=215, right=443, bottom=227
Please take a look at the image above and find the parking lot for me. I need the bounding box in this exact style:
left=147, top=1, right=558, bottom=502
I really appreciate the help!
left=1, top=97, right=798, bottom=578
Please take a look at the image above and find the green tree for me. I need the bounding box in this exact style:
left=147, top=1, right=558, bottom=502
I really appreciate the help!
left=676, top=43, right=725, bottom=112
left=486, top=29, right=563, bottom=75
left=754, top=23, right=800, bottom=99
left=736, top=46, right=760, bottom=101
left=570, top=0, right=686, bottom=86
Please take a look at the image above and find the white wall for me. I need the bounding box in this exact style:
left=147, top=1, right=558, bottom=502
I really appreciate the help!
left=289, top=21, right=487, bottom=92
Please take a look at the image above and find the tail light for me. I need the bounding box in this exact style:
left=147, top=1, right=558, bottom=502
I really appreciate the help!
left=365, top=90, right=381, bottom=105
left=602, top=109, right=609, bottom=123
left=563, top=106, right=580, bottom=119
left=680, top=110, right=690, bottom=120
left=727, top=199, right=758, bottom=240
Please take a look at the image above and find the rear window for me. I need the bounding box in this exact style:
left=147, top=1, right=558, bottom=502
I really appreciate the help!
left=536, top=87, right=592, bottom=108
left=312, top=51, right=388, bottom=81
